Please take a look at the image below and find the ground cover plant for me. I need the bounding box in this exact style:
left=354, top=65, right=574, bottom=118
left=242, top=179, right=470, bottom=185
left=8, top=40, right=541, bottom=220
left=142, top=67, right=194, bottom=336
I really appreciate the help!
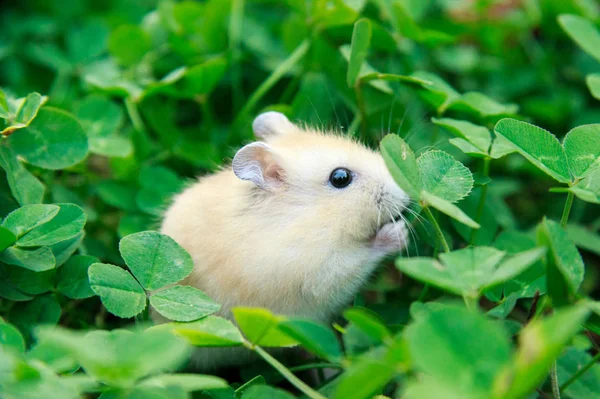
left=1, top=0, right=600, bottom=398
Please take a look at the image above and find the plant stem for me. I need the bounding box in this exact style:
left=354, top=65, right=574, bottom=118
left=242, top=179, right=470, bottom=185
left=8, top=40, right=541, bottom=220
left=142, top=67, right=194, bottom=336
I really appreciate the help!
left=288, top=363, right=344, bottom=373
left=560, top=351, right=600, bottom=393
left=355, top=81, right=367, bottom=140
left=463, top=295, right=479, bottom=311
left=469, top=157, right=491, bottom=244
left=234, top=39, right=310, bottom=130
left=423, top=206, right=450, bottom=253
left=560, top=192, right=575, bottom=228
left=229, top=0, right=245, bottom=113
left=125, top=97, right=146, bottom=133
left=551, top=362, right=561, bottom=399
left=251, top=344, right=327, bottom=399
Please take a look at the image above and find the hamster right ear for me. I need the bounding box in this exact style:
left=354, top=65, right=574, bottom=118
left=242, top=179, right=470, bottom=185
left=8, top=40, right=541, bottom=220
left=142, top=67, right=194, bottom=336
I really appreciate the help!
left=252, top=111, right=297, bottom=140
left=232, top=142, right=284, bottom=190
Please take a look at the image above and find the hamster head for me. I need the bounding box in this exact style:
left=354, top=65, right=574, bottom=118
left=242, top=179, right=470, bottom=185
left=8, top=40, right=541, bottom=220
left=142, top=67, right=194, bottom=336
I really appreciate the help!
left=232, top=112, right=410, bottom=245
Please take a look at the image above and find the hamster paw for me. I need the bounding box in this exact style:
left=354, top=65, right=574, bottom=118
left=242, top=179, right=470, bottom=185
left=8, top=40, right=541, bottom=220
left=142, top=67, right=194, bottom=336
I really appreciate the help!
left=372, top=220, right=409, bottom=254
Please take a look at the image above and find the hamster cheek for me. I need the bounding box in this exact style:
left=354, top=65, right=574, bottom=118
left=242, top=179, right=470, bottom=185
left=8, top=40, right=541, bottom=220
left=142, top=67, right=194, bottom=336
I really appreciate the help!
left=371, top=220, right=409, bottom=254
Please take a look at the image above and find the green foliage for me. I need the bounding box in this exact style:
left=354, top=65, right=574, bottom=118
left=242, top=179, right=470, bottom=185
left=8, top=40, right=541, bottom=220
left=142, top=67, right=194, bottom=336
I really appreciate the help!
left=1, top=1, right=600, bottom=398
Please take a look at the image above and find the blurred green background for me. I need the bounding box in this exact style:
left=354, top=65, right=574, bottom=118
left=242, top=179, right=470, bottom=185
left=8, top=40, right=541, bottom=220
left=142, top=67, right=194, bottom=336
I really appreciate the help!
left=1, top=1, right=600, bottom=397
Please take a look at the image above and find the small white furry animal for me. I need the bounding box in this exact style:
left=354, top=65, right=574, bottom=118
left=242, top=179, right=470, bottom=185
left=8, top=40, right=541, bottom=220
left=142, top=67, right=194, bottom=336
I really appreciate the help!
left=160, top=112, right=410, bottom=368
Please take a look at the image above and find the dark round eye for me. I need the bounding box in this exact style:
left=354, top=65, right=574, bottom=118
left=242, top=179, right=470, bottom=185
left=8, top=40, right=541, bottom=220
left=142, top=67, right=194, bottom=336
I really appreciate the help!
left=329, top=168, right=353, bottom=188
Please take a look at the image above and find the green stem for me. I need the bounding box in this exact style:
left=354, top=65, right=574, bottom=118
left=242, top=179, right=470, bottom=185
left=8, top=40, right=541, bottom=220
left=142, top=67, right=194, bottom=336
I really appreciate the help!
left=250, top=344, right=327, bottom=399
left=355, top=81, right=367, bottom=140
left=288, top=363, right=344, bottom=373
left=229, top=0, right=245, bottom=113
left=469, top=157, right=491, bottom=244
left=423, top=206, right=450, bottom=253
left=560, top=351, right=600, bottom=393
left=125, top=97, right=146, bottom=133
left=551, top=362, right=561, bottom=399
left=560, top=192, right=575, bottom=228
left=463, top=295, right=479, bottom=311
left=234, top=39, right=310, bottom=130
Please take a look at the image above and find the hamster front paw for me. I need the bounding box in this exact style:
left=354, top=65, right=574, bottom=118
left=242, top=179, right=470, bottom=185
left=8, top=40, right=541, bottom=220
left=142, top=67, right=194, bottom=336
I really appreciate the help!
left=372, top=220, right=409, bottom=254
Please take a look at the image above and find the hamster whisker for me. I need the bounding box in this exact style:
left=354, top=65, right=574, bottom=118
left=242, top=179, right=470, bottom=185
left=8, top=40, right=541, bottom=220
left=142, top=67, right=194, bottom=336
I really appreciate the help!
left=392, top=204, right=419, bottom=258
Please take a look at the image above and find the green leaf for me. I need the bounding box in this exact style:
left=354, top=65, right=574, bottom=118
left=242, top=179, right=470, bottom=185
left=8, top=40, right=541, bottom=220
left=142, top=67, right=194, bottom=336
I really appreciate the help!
left=489, top=134, right=516, bottom=159
left=14, top=92, right=43, bottom=125
left=0, top=146, right=45, bottom=205
left=96, top=180, right=139, bottom=212
left=136, top=166, right=184, bottom=216
left=567, top=223, right=600, bottom=256
left=496, top=306, right=590, bottom=399
left=139, top=374, right=228, bottom=392
left=37, top=327, right=190, bottom=389
left=242, top=385, right=294, bottom=399
left=557, top=347, right=600, bottom=399
left=432, top=118, right=492, bottom=153
left=17, top=204, right=86, bottom=247
left=51, top=231, right=84, bottom=267
left=89, top=135, right=133, bottom=158
left=0, top=262, right=55, bottom=298
left=347, top=18, right=372, bottom=87
left=56, top=255, right=97, bottom=299
left=417, top=150, right=474, bottom=203
left=10, top=294, right=62, bottom=340
left=449, top=92, right=518, bottom=118
left=570, top=168, right=600, bottom=204
left=2, top=204, right=59, bottom=239
left=537, top=218, right=585, bottom=305
left=339, top=45, right=392, bottom=94
left=332, top=355, right=397, bottom=399
left=66, top=21, right=109, bottom=64
left=494, top=118, right=571, bottom=183
left=119, top=231, right=193, bottom=291
left=0, top=246, right=56, bottom=271
left=0, top=321, right=26, bottom=352
left=406, top=305, right=512, bottom=396
left=144, top=58, right=228, bottom=99
left=421, top=191, right=480, bottom=228
left=396, top=247, right=545, bottom=298
left=380, top=134, right=422, bottom=199
left=167, top=316, right=244, bottom=347
left=0, top=226, right=16, bottom=251
left=278, top=319, right=342, bottom=362
left=88, top=263, right=147, bottom=318
left=8, top=107, right=89, bottom=170
left=409, top=71, right=460, bottom=111
left=343, top=307, right=391, bottom=343
left=75, top=95, right=123, bottom=138
left=150, top=285, right=221, bottom=322
left=586, top=73, right=600, bottom=100
left=563, top=124, right=600, bottom=178
left=108, top=25, right=151, bottom=66
left=232, top=307, right=297, bottom=347
left=0, top=89, right=9, bottom=119
left=558, top=14, right=600, bottom=63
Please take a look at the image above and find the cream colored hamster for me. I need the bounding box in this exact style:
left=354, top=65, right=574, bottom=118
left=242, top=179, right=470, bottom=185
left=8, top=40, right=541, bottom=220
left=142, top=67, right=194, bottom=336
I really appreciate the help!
left=159, top=112, right=410, bottom=368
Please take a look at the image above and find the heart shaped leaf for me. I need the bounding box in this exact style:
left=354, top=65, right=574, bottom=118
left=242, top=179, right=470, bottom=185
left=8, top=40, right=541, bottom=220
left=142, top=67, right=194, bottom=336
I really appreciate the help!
left=88, top=263, right=147, bottom=318
left=494, top=118, right=571, bottom=183
left=119, top=231, right=193, bottom=291
left=149, top=285, right=221, bottom=322
left=417, top=150, right=474, bottom=203
left=380, top=134, right=421, bottom=199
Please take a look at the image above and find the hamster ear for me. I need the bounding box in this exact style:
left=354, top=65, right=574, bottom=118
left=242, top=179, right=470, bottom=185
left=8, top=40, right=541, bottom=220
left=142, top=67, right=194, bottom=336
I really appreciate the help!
left=252, top=111, right=297, bottom=140
left=232, top=142, right=284, bottom=190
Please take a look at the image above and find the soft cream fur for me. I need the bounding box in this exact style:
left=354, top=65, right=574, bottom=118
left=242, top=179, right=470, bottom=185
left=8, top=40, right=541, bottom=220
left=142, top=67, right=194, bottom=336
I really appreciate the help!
left=159, top=112, right=409, bottom=369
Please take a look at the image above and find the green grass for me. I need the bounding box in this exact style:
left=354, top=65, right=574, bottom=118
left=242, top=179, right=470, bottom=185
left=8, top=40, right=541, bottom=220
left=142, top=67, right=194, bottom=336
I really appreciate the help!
left=1, top=1, right=600, bottom=398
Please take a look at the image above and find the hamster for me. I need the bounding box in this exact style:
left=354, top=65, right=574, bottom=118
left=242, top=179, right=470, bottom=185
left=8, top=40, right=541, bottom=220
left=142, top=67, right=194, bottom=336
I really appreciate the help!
left=159, top=112, right=410, bottom=369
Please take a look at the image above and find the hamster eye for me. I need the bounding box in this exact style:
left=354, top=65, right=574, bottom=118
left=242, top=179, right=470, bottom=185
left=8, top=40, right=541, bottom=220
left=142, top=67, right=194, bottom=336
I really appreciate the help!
left=329, top=168, right=353, bottom=188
